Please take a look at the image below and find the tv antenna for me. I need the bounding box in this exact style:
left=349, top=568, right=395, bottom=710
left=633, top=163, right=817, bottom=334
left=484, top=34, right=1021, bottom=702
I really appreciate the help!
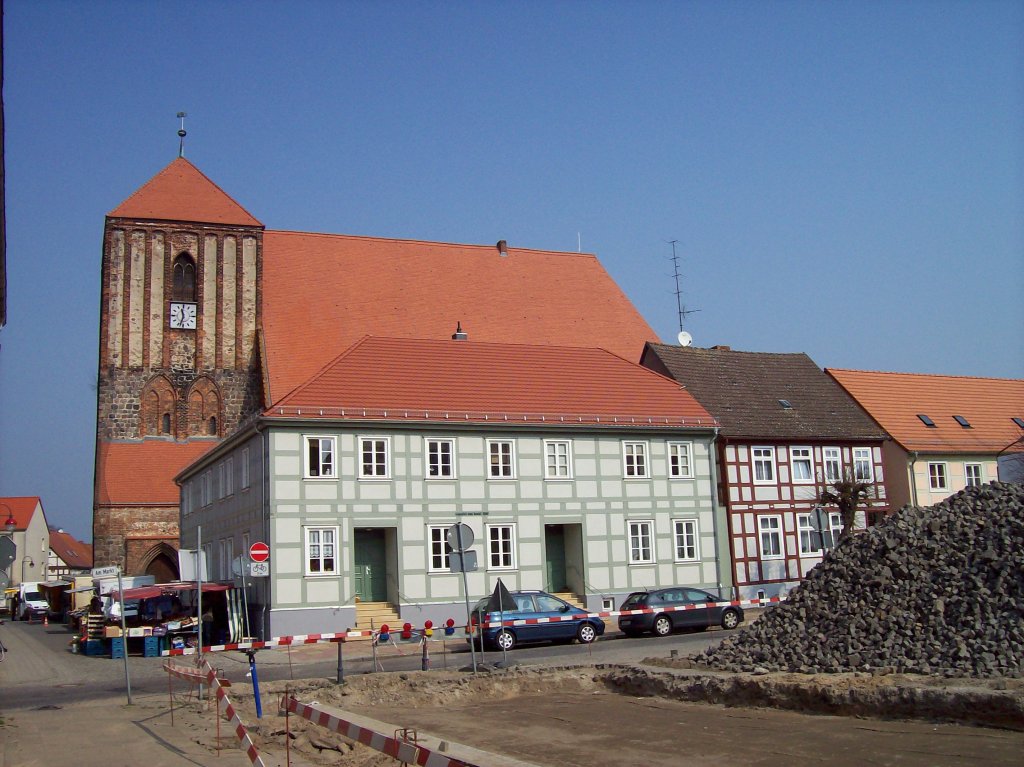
left=669, top=239, right=699, bottom=345
left=177, top=112, right=188, bottom=158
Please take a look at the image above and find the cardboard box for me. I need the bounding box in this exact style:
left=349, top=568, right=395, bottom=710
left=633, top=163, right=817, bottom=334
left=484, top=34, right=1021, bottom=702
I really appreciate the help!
left=104, top=626, right=122, bottom=638
left=127, top=627, right=146, bottom=637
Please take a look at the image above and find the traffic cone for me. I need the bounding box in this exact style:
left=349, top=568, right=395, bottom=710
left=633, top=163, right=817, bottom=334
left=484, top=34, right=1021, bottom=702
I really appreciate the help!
left=43, top=613, right=49, bottom=627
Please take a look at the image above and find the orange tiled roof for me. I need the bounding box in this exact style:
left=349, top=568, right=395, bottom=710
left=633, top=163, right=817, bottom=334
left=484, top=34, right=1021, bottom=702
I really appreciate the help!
left=270, top=336, right=715, bottom=426
left=0, top=496, right=43, bottom=531
left=108, top=157, right=262, bottom=227
left=48, top=528, right=93, bottom=569
left=261, top=231, right=659, bottom=403
left=95, top=441, right=217, bottom=505
left=827, top=369, right=1024, bottom=453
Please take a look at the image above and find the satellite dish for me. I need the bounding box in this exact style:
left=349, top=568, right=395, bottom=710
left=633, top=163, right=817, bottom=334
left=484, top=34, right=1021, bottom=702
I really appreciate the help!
left=677, top=331, right=693, bottom=347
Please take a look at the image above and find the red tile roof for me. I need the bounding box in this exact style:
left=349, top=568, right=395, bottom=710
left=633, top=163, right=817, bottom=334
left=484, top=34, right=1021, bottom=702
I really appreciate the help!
left=270, top=336, right=715, bottom=426
left=827, top=369, right=1024, bottom=453
left=108, top=158, right=262, bottom=226
left=95, top=441, right=217, bottom=505
left=0, top=496, right=43, bottom=531
left=261, top=231, right=659, bottom=403
left=48, top=528, right=93, bottom=569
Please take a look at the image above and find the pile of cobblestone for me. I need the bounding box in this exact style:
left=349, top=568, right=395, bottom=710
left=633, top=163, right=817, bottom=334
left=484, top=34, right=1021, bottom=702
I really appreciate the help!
left=698, top=482, right=1024, bottom=677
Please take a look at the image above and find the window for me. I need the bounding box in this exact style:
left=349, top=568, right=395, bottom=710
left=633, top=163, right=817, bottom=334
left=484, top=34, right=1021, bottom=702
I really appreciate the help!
left=668, top=442, right=693, bottom=478
left=217, top=462, right=226, bottom=499
left=241, top=447, right=250, bottom=490
left=823, top=447, right=842, bottom=483
left=758, top=516, right=783, bottom=559
left=673, top=519, right=699, bottom=561
left=305, top=527, right=337, bottom=575
left=965, top=463, right=983, bottom=487
left=545, top=440, right=572, bottom=479
left=953, top=415, right=971, bottom=428
left=488, top=440, right=515, bottom=478
left=306, top=436, right=336, bottom=478
left=487, top=525, right=516, bottom=569
left=628, top=520, right=654, bottom=564
left=218, top=538, right=233, bottom=580
left=623, top=441, right=650, bottom=478
left=428, top=526, right=453, bottom=571
left=798, top=514, right=820, bottom=555
left=853, top=448, right=873, bottom=482
left=829, top=512, right=843, bottom=539
left=752, top=447, right=775, bottom=483
left=172, top=253, right=196, bottom=302
left=242, top=533, right=250, bottom=562
left=917, top=414, right=936, bottom=427
left=928, top=462, right=948, bottom=490
left=790, top=447, right=813, bottom=483
left=201, top=543, right=212, bottom=579
left=426, top=439, right=455, bottom=478
left=201, top=471, right=212, bottom=506
left=360, top=437, right=390, bottom=478
left=224, top=457, right=233, bottom=497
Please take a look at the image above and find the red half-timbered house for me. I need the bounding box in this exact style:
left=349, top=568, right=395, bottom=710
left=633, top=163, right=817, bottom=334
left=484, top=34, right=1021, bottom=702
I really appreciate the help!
left=641, top=344, right=892, bottom=599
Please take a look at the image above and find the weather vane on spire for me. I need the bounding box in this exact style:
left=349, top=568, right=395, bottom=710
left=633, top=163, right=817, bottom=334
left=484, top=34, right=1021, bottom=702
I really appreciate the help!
left=177, top=111, right=187, bottom=158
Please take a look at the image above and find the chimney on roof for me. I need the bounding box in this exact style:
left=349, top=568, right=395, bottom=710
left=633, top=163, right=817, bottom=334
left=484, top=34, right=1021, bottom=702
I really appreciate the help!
left=496, top=240, right=508, bottom=257
left=711, top=345, right=731, bottom=351
left=452, top=322, right=468, bottom=341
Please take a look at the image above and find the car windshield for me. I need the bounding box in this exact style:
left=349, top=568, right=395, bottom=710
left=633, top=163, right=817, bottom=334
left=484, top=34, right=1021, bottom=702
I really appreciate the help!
left=25, top=592, right=43, bottom=601
left=620, top=593, right=649, bottom=609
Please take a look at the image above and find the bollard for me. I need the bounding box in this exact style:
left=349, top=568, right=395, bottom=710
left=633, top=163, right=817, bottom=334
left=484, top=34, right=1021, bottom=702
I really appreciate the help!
left=421, top=637, right=430, bottom=671
left=245, top=650, right=263, bottom=719
left=336, top=638, right=345, bottom=684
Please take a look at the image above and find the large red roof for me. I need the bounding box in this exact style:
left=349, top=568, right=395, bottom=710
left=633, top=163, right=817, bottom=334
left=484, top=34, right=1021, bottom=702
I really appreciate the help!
left=270, top=336, right=714, bottom=427
left=0, top=496, right=44, bottom=531
left=95, top=441, right=217, bottom=505
left=261, top=231, right=659, bottom=403
left=828, top=369, right=1024, bottom=453
left=108, top=157, right=262, bottom=226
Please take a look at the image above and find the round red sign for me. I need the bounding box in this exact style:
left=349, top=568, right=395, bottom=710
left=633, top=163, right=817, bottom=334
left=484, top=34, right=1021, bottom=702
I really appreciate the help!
left=249, top=542, right=270, bottom=563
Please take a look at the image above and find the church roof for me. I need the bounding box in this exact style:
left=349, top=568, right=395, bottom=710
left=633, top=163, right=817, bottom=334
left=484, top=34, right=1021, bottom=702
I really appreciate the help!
left=108, top=157, right=262, bottom=227
left=269, top=336, right=715, bottom=427
left=261, top=231, right=659, bottom=403
left=95, top=441, right=217, bottom=505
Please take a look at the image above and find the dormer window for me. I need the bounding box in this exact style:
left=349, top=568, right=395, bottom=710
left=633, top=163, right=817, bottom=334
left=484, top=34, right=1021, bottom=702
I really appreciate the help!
left=953, top=415, right=971, bottom=428
left=917, top=414, right=936, bottom=427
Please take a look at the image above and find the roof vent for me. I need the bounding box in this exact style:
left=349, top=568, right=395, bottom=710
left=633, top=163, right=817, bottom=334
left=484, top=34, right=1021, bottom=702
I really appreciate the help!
left=496, top=240, right=508, bottom=257
left=452, top=321, right=468, bottom=341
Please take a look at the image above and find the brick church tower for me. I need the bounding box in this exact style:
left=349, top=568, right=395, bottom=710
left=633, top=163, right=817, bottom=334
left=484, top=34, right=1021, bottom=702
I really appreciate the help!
left=93, top=158, right=264, bottom=578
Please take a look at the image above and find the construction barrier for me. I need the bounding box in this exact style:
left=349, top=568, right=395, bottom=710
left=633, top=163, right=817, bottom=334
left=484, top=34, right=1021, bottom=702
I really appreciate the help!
left=283, top=693, right=477, bottom=767
left=162, top=629, right=374, bottom=656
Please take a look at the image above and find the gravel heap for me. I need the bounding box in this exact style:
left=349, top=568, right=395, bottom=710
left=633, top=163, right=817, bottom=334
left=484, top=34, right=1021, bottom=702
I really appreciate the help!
left=698, top=482, right=1024, bottom=677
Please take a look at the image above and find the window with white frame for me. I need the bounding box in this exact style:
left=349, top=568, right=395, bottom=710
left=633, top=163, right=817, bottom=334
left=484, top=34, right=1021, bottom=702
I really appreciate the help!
left=964, top=463, right=983, bottom=487
left=305, top=527, right=338, bottom=575
left=218, top=538, right=228, bottom=579
left=628, top=520, right=654, bottom=564
left=790, top=447, right=813, bottom=483
left=928, top=462, right=948, bottom=490
left=823, top=447, right=842, bottom=483
left=201, top=543, right=212, bottom=579
left=360, top=437, right=390, bottom=478
left=241, top=447, right=250, bottom=490
left=488, top=440, right=516, bottom=478
left=217, top=463, right=226, bottom=499
left=752, top=447, right=775, bottom=483
left=623, top=441, right=650, bottom=478
left=487, top=525, right=516, bottom=569
left=829, top=512, right=843, bottom=539
left=242, top=532, right=250, bottom=561
left=668, top=442, right=693, bottom=478
left=224, top=457, right=234, bottom=497
left=306, top=436, right=336, bottom=478
left=673, top=519, right=699, bottom=561
left=798, top=514, right=820, bottom=555
left=183, top=486, right=192, bottom=516
left=428, top=526, right=453, bottom=571
left=426, top=439, right=456, bottom=478
left=853, top=447, right=873, bottom=482
left=202, top=471, right=212, bottom=506
left=757, top=515, right=783, bottom=559
left=545, top=440, right=573, bottom=479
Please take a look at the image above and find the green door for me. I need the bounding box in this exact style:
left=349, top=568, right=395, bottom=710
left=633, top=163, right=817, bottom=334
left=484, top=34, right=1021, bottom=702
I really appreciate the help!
left=544, top=525, right=568, bottom=592
left=354, top=529, right=388, bottom=601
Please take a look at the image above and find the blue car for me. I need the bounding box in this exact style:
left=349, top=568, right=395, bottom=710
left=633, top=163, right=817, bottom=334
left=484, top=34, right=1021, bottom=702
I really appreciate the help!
left=468, top=590, right=605, bottom=651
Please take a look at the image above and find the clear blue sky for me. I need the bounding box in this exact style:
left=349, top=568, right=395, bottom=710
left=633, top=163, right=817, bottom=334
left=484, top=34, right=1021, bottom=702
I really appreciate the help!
left=1, top=1, right=1021, bottom=542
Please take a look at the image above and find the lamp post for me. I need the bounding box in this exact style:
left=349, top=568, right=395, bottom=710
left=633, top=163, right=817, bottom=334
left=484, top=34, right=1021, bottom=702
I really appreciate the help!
left=22, top=557, right=35, bottom=584
left=2, top=504, right=16, bottom=587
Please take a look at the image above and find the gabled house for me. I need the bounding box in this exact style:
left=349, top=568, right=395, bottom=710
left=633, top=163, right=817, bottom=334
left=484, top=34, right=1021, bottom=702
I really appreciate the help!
left=94, top=157, right=661, bottom=579
left=641, top=344, right=891, bottom=600
left=0, top=496, right=49, bottom=587
left=177, top=335, right=725, bottom=637
left=827, top=370, right=1024, bottom=508
left=47, top=527, right=93, bottom=578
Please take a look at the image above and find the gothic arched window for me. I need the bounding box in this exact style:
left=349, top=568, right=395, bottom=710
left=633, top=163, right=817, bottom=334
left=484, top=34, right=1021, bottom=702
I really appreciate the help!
left=187, top=377, right=222, bottom=437
left=140, top=376, right=176, bottom=438
left=172, top=253, right=196, bottom=302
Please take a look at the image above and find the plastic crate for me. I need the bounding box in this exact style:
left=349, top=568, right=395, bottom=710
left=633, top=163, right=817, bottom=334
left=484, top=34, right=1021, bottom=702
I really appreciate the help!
left=84, top=639, right=106, bottom=656
left=110, top=638, right=125, bottom=659
left=143, top=636, right=160, bottom=657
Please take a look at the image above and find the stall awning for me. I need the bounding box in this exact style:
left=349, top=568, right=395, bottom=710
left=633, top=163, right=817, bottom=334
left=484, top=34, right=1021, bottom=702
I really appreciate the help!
left=108, top=581, right=232, bottom=601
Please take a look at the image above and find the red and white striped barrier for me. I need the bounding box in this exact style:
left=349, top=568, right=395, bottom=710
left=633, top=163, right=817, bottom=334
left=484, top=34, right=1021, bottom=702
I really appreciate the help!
left=469, top=596, right=782, bottom=631
left=283, top=695, right=475, bottom=767
left=162, top=629, right=374, bottom=656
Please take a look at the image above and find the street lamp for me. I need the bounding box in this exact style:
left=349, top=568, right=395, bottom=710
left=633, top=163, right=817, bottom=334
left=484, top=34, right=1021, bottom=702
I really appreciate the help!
left=22, top=557, right=35, bottom=584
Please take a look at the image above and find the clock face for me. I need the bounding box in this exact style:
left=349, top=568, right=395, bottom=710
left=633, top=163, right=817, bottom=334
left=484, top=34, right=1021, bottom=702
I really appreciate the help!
left=169, top=302, right=197, bottom=330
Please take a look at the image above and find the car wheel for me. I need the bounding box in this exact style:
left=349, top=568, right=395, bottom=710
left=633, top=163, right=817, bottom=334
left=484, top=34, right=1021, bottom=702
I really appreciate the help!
left=495, top=629, right=517, bottom=651
left=577, top=622, right=598, bottom=644
left=721, top=609, right=740, bottom=630
left=653, top=615, right=673, bottom=637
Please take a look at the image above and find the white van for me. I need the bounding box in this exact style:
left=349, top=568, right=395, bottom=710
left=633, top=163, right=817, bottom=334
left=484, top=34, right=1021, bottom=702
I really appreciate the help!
left=17, top=582, right=48, bottom=620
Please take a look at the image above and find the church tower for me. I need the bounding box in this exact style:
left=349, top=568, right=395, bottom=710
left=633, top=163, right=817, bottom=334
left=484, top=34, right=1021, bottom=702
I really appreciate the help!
left=93, top=158, right=264, bottom=577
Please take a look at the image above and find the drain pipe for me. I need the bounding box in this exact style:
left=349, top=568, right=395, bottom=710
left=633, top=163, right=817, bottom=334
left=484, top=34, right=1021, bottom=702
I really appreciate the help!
left=707, top=427, right=729, bottom=599
left=909, top=451, right=919, bottom=508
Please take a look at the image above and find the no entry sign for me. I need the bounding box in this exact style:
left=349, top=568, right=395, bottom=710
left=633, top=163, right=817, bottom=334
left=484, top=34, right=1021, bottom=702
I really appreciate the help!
left=249, top=541, right=270, bottom=563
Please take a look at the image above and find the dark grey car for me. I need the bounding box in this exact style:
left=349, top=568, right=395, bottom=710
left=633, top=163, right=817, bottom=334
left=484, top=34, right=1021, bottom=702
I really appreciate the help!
left=617, top=587, right=743, bottom=637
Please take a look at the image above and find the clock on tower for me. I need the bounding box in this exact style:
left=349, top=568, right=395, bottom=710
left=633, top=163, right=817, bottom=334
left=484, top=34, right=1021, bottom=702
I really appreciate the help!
left=169, top=301, right=197, bottom=329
